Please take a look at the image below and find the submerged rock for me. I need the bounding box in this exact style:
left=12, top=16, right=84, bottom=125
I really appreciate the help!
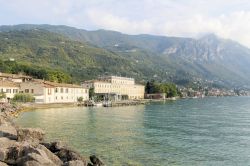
left=89, top=155, right=104, bottom=166
left=41, top=141, right=65, bottom=153
left=55, top=148, right=86, bottom=163
left=64, top=160, right=86, bottom=166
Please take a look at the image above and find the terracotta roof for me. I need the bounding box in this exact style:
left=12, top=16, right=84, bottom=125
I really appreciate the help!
left=0, top=80, right=19, bottom=87
left=33, top=79, right=85, bottom=88
left=83, top=80, right=144, bottom=86
left=82, top=80, right=111, bottom=84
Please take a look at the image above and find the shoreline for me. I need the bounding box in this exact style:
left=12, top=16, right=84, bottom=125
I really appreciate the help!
left=0, top=103, right=104, bottom=166
left=11, top=95, right=243, bottom=116
left=11, top=103, right=80, bottom=117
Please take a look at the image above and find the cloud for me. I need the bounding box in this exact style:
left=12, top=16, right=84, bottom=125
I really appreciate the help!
left=86, top=7, right=250, bottom=47
left=86, top=9, right=153, bottom=34
left=0, top=0, right=250, bottom=47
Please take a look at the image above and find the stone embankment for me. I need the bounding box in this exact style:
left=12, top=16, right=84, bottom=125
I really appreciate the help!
left=0, top=103, right=104, bottom=166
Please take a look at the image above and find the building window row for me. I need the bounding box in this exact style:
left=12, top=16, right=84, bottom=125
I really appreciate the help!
left=55, top=87, right=86, bottom=94
left=54, top=96, right=86, bottom=101
left=0, top=88, right=18, bottom=93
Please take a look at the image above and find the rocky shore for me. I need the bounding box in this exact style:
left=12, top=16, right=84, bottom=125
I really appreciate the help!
left=0, top=103, right=104, bottom=166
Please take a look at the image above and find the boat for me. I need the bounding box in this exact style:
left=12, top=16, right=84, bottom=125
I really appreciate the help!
left=94, top=102, right=103, bottom=107
left=103, top=101, right=112, bottom=107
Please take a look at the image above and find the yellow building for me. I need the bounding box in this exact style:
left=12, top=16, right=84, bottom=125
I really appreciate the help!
left=82, top=76, right=145, bottom=100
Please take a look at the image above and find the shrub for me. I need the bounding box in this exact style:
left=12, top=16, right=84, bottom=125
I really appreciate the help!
left=0, top=92, right=6, bottom=99
left=12, top=93, right=35, bottom=103
left=77, top=97, right=83, bottom=102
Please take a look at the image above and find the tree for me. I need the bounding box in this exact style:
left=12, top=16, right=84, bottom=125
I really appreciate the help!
left=89, top=87, right=95, bottom=99
left=145, top=81, right=151, bottom=94
left=145, top=80, right=157, bottom=94
left=145, top=80, right=178, bottom=98
left=77, top=97, right=83, bottom=102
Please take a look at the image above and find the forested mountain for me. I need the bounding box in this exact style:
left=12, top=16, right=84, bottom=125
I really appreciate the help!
left=0, top=29, right=167, bottom=83
left=1, top=24, right=250, bottom=88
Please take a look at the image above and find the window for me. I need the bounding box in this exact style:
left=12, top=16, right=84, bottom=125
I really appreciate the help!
left=6, top=89, right=11, bottom=93
left=65, top=88, right=68, bottom=93
left=55, top=88, right=58, bottom=93
left=60, top=88, right=63, bottom=93
left=55, top=96, right=57, bottom=100
left=48, top=88, right=51, bottom=95
left=13, top=89, right=18, bottom=93
left=25, top=89, right=29, bottom=93
left=31, top=89, right=34, bottom=93
left=61, top=96, right=63, bottom=100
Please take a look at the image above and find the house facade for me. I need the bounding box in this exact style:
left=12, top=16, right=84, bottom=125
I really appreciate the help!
left=0, top=81, right=19, bottom=102
left=20, top=80, right=89, bottom=103
left=82, top=76, right=145, bottom=100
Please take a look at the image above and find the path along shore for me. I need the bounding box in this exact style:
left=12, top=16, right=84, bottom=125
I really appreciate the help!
left=0, top=103, right=104, bottom=166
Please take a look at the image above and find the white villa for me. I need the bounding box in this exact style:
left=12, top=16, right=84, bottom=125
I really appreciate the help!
left=20, top=79, right=89, bottom=103
left=82, top=76, right=145, bottom=100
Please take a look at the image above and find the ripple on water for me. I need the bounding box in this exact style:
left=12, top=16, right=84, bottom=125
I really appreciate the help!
left=15, top=97, right=250, bottom=165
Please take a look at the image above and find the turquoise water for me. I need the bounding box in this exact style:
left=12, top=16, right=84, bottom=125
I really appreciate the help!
left=15, top=97, right=250, bottom=165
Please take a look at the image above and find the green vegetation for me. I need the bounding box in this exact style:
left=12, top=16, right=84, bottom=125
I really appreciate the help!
left=0, top=28, right=197, bottom=85
left=0, top=59, right=72, bottom=83
left=77, top=97, right=83, bottom=102
left=89, top=87, right=94, bottom=99
left=12, top=93, right=35, bottom=103
left=145, top=80, right=178, bottom=98
left=0, top=30, right=152, bottom=83
left=0, top=92, right=6, bottom=99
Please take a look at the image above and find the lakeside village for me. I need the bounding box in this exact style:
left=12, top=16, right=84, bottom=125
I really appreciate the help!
left=0, top=72, right=249, bottom=106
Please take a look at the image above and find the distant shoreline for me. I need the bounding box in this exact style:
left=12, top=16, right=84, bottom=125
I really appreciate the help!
left=13, top=95, right=249, bottom=116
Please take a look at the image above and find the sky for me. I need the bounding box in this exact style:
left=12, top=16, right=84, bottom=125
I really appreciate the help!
left=0, top=0, right=250, bottom=47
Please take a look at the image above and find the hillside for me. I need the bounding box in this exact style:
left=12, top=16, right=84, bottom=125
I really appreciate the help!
left=0, top=29, right=167, bottom=83
left=1, top=24, right=250, bottom=88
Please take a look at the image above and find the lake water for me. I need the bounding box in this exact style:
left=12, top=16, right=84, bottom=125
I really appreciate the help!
left=15, top=97, right=250, bottom=165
